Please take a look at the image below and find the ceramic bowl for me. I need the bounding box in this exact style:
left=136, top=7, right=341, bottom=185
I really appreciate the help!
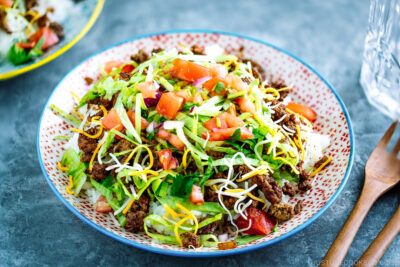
left=37, top=30, right=354, bottom=257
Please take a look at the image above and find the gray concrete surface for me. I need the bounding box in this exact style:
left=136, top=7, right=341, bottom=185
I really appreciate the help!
left=1, top=0, right=399, bottom=266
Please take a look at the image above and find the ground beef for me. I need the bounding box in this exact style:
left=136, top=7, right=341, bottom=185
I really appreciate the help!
left=131, top=49, right=150, bottom=64
left=204, top=187, right=219, bottom=202
left=125, top=211, right=146, bottom=233
left=251, top=174, right=282, bottom=204
left=314, top=155, right=330, bottom=169
left=235, top=165, right=252, bottom=175
left=130, top=195, right=150, bottom=213
left=214, top=172, right=227, bottom=179
left=206, top=150, right=225, bottom=160
left=152, top=47, right=163, bottom=54
left=84, top=77, right=94, bottom=85
left=25, top=0, right=38, bottom=10
left=197, top=219, right=217, bottom=235
left=298, top=168, right=312, bottom=191
left=269, top=81, right=291, bottom=101
left=268, top=202, right=294, bottom=222
left=181, top=232, right=200, bottom=248
left=282, top=182, right=296, bottom=197
left=241, top=77, right=252, bottom=84
left=36, top=14, right=49, bottom=28
left=0, top=9, right=11, bottom=34
left=87, top=94, right=118, bottom=110
left=91, top=162, right=109, bottom=182
left=119, top=72, right=131, bottom=81
left=294, top=200, right=303, bottom=214
left=190, top=45, right=205, bottom=55
left=78, top=134, right=98, bottom=162
left=49, top=22, right=64, bottom=39
left=241, top=58, right=266, bottom=80
left=109, top=139, right=133, bottom=154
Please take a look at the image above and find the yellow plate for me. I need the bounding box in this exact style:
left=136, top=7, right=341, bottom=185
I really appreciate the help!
left=0, top=0, right=105, bottom=80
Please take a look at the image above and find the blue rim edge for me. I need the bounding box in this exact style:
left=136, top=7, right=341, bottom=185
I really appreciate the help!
left=36, top=29, right=355, bottom=258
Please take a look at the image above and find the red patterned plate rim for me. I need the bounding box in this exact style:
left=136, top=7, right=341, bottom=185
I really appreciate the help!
left=37, top=30, right=355, bottom=257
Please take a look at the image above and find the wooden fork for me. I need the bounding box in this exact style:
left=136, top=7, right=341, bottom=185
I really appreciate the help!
left=320, top=121, right=400, bottom=267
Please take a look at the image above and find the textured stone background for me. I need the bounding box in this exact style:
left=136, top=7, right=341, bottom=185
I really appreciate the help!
left=1, top=0, right=399, bottom=266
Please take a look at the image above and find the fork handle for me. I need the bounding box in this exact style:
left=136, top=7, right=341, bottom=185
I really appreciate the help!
left=355, top=204, right=400, bottom=267
left=320, top=180, right=384, bottom=267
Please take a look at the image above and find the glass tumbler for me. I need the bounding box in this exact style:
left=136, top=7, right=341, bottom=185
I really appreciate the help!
left=360, top=0, right=400, bottom=119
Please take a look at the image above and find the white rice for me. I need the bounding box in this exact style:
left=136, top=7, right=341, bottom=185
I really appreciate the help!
left=302, top=132, right=330, bottom=170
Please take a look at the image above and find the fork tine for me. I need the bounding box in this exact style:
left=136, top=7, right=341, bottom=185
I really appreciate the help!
left=376, top=120, right=398, bottom=149
left=392, top=137, right=400, bottom=154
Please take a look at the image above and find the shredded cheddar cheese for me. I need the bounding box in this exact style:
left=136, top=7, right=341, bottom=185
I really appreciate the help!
left=71, top=125, right=103, bottom=139
left=182, top=148, right=192, bottom=168
left=66, top=175, right=74, bottom=195
left=25, top=10, right=41, bottom=35
left=70, top=91, right=81, bottom=102
left=72, top=109, right=85, bottom=121
left=296, top=125, right=305, bottom=161
left=57, top=162, right=69, bottom=171
left=89, top=142, right=104, bottom=171
left=122, top=198, right=135, bottom=215
left=175, top=216, right=192, bottom=247
left=124, top=145, right=154, bottom=167
left=286, top=108, right=313, bottom=128
left=310, top=156, right=333, bottom=177
left=176, top=203, right=198, bottom=235
left=273, top=156, right=300, bottom=174
left=99, top=105, right=108, bottom=117
left=225, top=189, right=267, bottom=209
left=236, top=166, right=268, bottom=182
left=216, top=117, right=221, bottom=128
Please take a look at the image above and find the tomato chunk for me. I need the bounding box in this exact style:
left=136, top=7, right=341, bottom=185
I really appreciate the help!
left=96, top=196, right=113, bottom=213
left=156, top=92, right=184, bottom=119
left=202, top=77, right=228, bottom=95
left=236, top=207, right=276, bottom=235
left=158, top=148, right=179, bottom=170
left=157, top=128, right=185, bottom=150
left=104, top=60, right=124, bottom=74
left=203, top=115, right=228, bottom=131
left=127, top=110, right=149, bottom=130
left=136, top=81, right=158, bottom=98
left=235, top=96, right=256, bottom=115
left=189, top=185, right=204, bottom=205
left=0, top=0, right=13, bottom=8
left=169, top=59, right=212, bottom=82
left=286, top=102, right=317, bottom=122
left=222, top=112, right=245, bottom=128
left=209, top=63, right=228, bottom=78
left=102, top=108, right=124, bottom=131
left=201, top=127, right=253, bottom=141
left=29, top=27, right=59, bottom=50
left=121, top=64, right=135, bottom=73
left=226, top=74, right=249, bottom=92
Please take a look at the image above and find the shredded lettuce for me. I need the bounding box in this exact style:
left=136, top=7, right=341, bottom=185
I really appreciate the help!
left=235, top=235, right=264, bottom=246
left=50, top=104, right=81, bottom=126
left=114, top=95, right=142, bottom=143
left=157, top=196, right=227, bottom=215
left=193, top=95, right=224, bottom=117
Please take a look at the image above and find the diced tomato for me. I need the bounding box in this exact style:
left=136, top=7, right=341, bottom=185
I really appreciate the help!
left=16, top=27, right=59, bottom=51
left=209, top=63, right=228, bottom=78
left=222, top=112, right=245, bottom=128
left=286, top=102, right=317, bottom=122
left=167, top=134, right=185, bottom=150
left=204, top=113, right=245, bottom=131
left=16, top=41, right=36, bottom=49
left=158, top=148, right=179, bottom=170
left=201, top=127, right=253, bottom=141
left=173, top=89, right=192, bottom=102
left=235, top=96, right=256, bottom=115
left=96, top=196, right=113, bottom=213
left=28, top=27, right=59, bottom=50
left=189, top=185, right=204, bottom=205
left=236, top=207, right=276, bottom=235
left=157, top=127, right=185, bottom=150
left=135, top=81, right=158, bottom=98
left=156, top=92, right=184, bottom=119
left=157, top=127, right=171, bottom=140
left=104, top=60, right=124, bottom=74
left=127, top=110, right=149, bottom=130
left=102, top=108, right=124, bottom=131
left=226, top=74, right=249, bottom=92
left=169, top=59, right=212, bottom=82
left=204, top=115, right=228, bottom=131
left=0, top=0, right=13, bottom=8
left=121, top=64, right=135, bottom=73
left=202, top=77, right=228, bottom=95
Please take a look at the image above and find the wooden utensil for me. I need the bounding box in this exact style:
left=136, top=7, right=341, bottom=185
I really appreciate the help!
left=320, top=121, right=400, bottom=267
left=355, top=200, right=400, bottom=267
